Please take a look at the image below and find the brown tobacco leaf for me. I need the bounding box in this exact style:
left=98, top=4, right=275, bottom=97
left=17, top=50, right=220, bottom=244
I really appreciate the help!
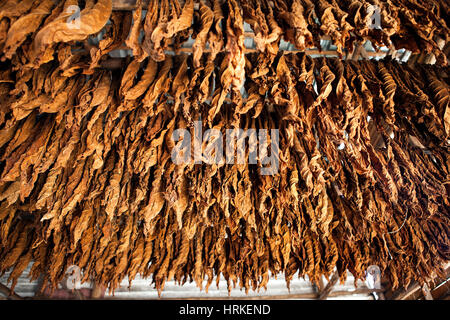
left=242, top=0, right=282, bottom=54
left=150, top=0, right=194, bottom=62
left=171, top=54, right=189, bottom=113
left=31, top=0, right=112, bottom=66
left=209, top=0, right=245, bottom=123
left=207, top=0, right=224, bottom=62
left=315, top=0, right=343, bottom=54
left=273, top=0, right=312, bottom=51
left=88, top=11, right=132, bottom=72
left=0, top=0, right=36, bottom=22
left=124, top=58, right=158, bottom=101
left=125, top=0, right=144, bottom=60
left=3, top=0, right=55, bottom=59
left=192, top=2, right=213, bottom=68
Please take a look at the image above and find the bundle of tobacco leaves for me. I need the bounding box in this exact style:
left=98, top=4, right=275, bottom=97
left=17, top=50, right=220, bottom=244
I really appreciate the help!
left=0, top=51, right=448, bottom=294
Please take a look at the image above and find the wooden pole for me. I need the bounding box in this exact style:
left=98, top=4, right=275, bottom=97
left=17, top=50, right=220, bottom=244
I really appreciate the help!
left=318, top=271, right=340, bottom=300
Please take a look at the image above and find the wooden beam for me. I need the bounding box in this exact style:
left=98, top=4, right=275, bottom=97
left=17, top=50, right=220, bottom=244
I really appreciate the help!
left=377, top=292, right=386, bottom=300
left=421, top=283, right=434, bottom=300
left=91, top=282, right=106, bottom=299
left=391, top=283, right=421, bottom=300
left=430, top=278, right=450, bottom=300
left=73, top=289, right=85, bottom=300
left=113, top=0, right=148, bottom=10
left=103, top=288, right=384, bottom=300
left=318, top=271, right=340, bottom=300
left=317, top=276, right=325, bottom=292
left=0, top=283, right=23, bottom=300
left=351, top=43, right=364, bottom=61
left=99, top=46, right=386, bottom=70
left=112, top=41, right=383, bottom=57
left=113, top=0, right=203, bottom=10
